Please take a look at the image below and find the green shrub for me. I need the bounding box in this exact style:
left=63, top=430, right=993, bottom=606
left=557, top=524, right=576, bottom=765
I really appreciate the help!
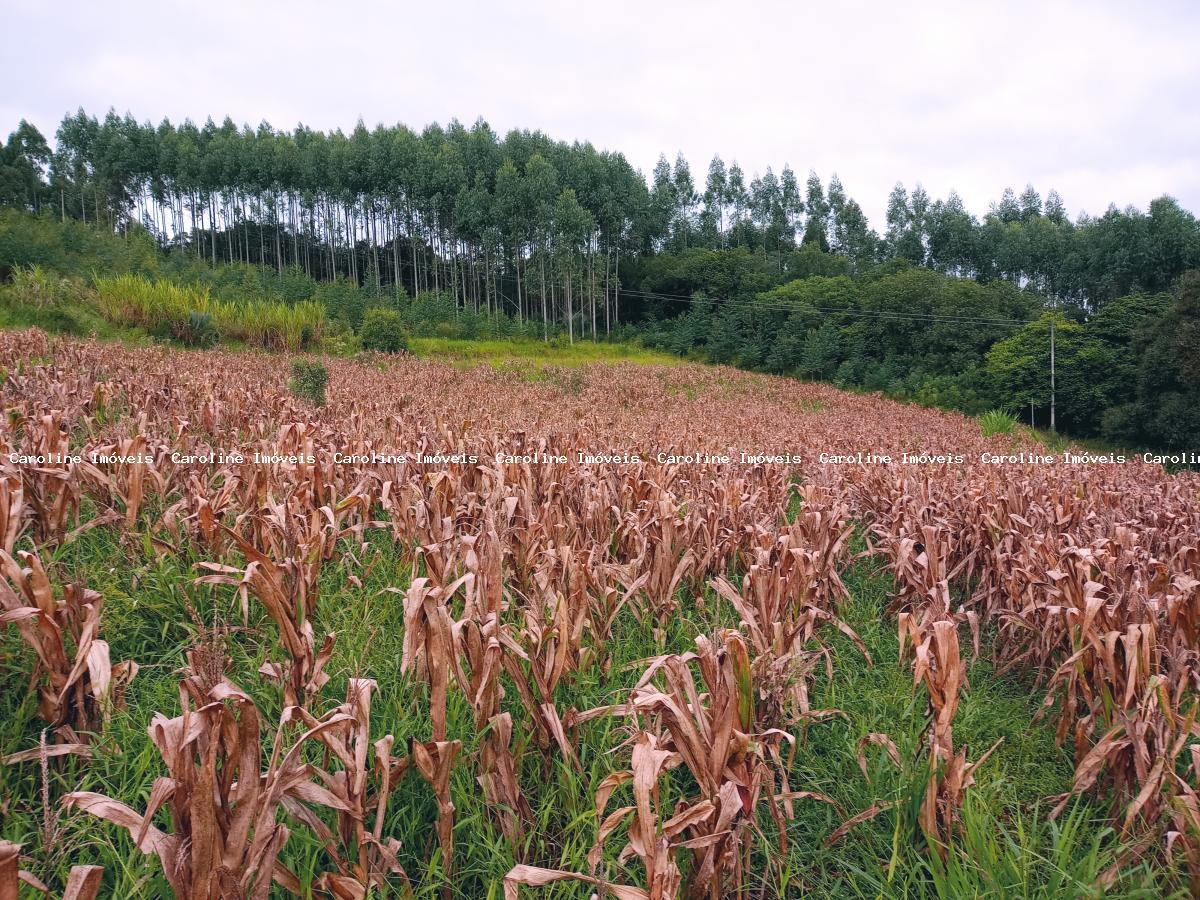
left=289, top=359, right=329, bottom=406
left=315, top=277, right=367, bottom=329
left=360, top=308, right=409, bottom=353
left=181, top=311, right=219, bottom=348
left=980, top=408, right=1018, bottom=437
left=319, top=320, right=362, bottom=356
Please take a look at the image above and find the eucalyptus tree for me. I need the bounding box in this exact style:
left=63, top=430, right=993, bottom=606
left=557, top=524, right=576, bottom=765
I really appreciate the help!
left=826, top=175, right=877, bottom=268
left=885, top=182, right=927, bottom=264
left=779, top=166, right=802, bottom=245
left=648, top=155, right=675, bottom=251
left=926, top=191, right=976, bottom=277
left=523, top=152, right=561, bottom=334
left=552, top=187, right=594, bottom=341
left=52, top=110, right=100, bottom=223
left=802, top=171, right=829, bottom=250
left=670, top=153, right=697, bottom=251
left=494, top=157, right=526, bottom=320
left=1044, top=190, right=1068, bottom=226
left=726, top=162, right=748, bottom=245
left=1018, top=184, right=1042, bottom=221
left=702, top=155, right=727, bottom=246
left=0, top=120, right=50, bottom=211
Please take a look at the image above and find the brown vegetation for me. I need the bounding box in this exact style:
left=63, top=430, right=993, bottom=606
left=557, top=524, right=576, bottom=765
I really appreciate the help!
left=0, top=330, right=1198, bottom=895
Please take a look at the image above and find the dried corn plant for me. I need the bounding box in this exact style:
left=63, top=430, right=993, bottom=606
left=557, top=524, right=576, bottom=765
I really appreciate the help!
left=1052, top=673, right=1199, bottom=835
left=847, top=454, right=1200, bottom=864
left=0, top=549, right=136, bottom=738
left=478, top=712, right=532, bottom=849
left=627, top=496, right=696, bottom=639
left=0, top=840, right=103, bottom=900
left=584, top=631, right=830, bottom=898
left=410, top=737, right=462, bottom=900
left=0, top=473, right=27, bottom=555
left=3, top=332, right=1200, bottom=894
left=708, top=567, right=863, bottom=723
left=396, top=575, right=468, bottom=742
left=291, top=678, right=413, bottom=898
left=196, top=524, right=336, bottom=709
left=498, top=554, right=591, bottom=769
left=906, top=617, right=1000, bottom=857
left=504, top=732, right=685, bottom=900
left=10, top=412, right=85, bottom=547
left=62, top=659, right=368, bottom=898
left=512, top=632, right=834, bottom=899
left=1163, top=750, right=1200, bottom=896
left=704, top=490, right=863, bottom=724
left=81, top=429, right=165, bottom=531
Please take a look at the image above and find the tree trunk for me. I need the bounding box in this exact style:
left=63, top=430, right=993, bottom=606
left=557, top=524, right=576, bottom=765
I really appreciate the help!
left=566, top=263, right=573, bottom=344
left=614, top=247, right=620, bottom=325
left=514, top=244, right=522, bottom=324
left=274, top=198, right=283, bottom=273
left=540, top=251, right=547, bottom=340
left=604, top=247, right=611, bottom=336
left=393, top=212, right=401, bottom=291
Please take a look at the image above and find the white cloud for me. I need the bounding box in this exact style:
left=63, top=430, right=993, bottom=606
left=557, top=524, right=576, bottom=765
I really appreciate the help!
left=1, top=0, right=1196, bottom=226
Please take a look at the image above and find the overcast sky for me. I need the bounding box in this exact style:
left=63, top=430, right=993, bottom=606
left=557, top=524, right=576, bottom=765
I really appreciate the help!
left=2, top=0, right=1197, bottom=227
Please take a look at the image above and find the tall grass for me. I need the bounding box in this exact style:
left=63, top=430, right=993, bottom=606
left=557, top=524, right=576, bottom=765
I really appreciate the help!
left=93, top=274, right=323, bottom=351
left=9, top=265, right=89, bottom=308
left=212, top=297, right=324, bottom=352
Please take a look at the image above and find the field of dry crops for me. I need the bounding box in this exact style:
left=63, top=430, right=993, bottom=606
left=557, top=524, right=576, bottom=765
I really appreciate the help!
left=1, top=330, right=1199, bottom=898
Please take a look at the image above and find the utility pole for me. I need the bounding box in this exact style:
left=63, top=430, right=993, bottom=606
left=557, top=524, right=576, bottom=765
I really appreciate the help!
left=1049, top=316, right=1057, bottom=432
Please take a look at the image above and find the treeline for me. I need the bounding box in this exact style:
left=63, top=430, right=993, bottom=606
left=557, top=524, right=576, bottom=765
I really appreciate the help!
left=3, top=110, right=1200, bottom=318
left=987, top=281, right=1199, bottom=450
left=639, top=263, right=1035, bottom=408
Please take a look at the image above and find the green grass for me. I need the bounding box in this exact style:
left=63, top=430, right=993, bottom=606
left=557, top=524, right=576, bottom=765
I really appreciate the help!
left=409, top=336, right=678, bottom=368
left=0, top=286, right=145, bottom=343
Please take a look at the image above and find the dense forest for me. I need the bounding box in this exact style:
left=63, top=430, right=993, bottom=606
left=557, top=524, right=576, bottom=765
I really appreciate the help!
left=2, top=109, right=1199, bottom=450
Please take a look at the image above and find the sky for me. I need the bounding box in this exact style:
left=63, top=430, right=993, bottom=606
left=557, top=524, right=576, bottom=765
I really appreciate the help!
left=2, top=0, right=1198, bottom=228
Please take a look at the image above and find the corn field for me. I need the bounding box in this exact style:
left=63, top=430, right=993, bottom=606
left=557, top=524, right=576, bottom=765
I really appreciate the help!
left=0, top=330, right=1198, bottom=897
